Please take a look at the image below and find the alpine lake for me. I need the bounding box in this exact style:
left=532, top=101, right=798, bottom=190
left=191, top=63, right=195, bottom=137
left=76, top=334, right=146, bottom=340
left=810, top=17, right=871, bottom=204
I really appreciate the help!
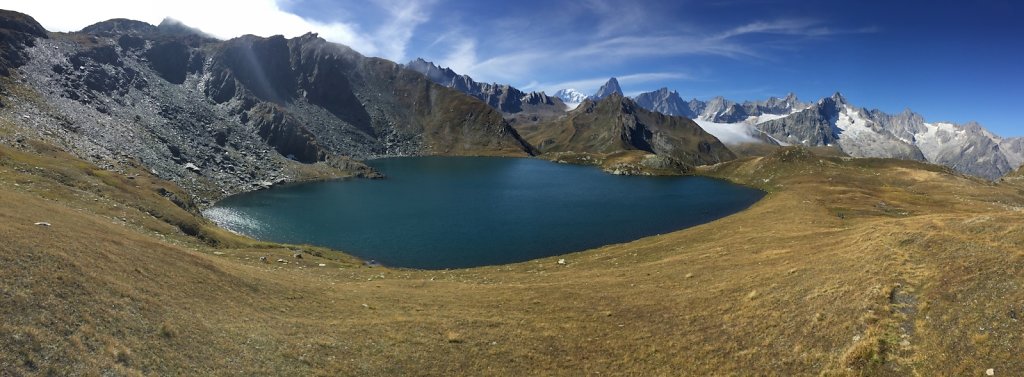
left=204, top=157, right=765, bottom=269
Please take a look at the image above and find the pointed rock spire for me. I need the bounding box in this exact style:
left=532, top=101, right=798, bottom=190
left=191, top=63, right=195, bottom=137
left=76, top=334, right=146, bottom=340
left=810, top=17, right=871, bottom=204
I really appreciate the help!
left=591, top=77, right=623, bottom=100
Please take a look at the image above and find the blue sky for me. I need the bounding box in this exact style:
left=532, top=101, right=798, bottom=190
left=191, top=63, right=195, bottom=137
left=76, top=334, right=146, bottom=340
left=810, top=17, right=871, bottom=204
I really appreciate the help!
left=5, top=0, right=1021, bottom=136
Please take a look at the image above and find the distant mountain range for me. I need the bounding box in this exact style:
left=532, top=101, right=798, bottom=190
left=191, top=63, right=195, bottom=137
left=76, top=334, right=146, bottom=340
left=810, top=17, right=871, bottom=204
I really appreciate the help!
left=401, top=60, right=1023, bottom=179
left=624, top=83, right=1022, bottom=180
left=405, top=58, right=564, bottom=114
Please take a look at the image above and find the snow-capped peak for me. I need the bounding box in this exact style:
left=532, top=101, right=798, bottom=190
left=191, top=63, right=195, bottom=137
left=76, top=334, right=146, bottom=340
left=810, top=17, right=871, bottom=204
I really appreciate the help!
left=554, top=88, right=588, bottom=110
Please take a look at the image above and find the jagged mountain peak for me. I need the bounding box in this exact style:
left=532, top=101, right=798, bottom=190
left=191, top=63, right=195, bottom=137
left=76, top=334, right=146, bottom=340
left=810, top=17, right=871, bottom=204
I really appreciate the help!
left=405, top=57, right=563, bottom=114
left=632, top=86, right=699, bottom=119
left=830, top=91, right=848, bottom=105
left=651, top=87, right=677, bottom=95
left=591, top=77, right=623, bottom=100
left=407, top=57, right=452, bottom=73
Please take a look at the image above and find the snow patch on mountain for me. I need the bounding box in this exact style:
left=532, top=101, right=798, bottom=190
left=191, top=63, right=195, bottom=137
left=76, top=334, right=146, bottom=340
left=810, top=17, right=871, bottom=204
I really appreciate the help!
left=553, top=88, right=588, bottom=110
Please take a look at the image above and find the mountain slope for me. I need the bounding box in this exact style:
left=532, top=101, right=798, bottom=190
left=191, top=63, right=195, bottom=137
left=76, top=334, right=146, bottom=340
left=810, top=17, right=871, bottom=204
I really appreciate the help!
left=0, top=9, right=47, bottom=77
left=517, top=93, right=735, bottom=167
left=0, top=15, right=534, bottom=203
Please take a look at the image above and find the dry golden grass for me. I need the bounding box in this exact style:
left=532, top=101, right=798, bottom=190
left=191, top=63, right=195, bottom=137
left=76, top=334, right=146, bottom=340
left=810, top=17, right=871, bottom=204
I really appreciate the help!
left=2, top=141, right=1024, bottom=376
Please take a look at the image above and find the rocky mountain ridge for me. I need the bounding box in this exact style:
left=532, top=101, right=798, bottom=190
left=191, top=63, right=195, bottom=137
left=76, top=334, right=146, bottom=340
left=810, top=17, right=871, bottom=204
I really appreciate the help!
left=630, top=85, right=1022, bottom=180
left=0, top=10, right=534, bottom=204
left=404, top=58, right=564, bottom=114
left=754, top=93, right=1021, bottom=179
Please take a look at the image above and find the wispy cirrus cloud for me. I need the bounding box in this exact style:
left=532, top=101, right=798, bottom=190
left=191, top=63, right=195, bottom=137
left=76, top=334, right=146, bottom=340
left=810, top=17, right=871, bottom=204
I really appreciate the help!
left=524, top=72, right=698, bottom=95
left=711, top=18, right=880, bottom=40
left=439, top=13, right=876, bottom=88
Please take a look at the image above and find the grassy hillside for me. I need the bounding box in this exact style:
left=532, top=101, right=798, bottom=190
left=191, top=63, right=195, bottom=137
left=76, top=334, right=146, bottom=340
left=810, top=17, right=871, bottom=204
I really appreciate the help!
left=3, top=141, right=1024, bottom=375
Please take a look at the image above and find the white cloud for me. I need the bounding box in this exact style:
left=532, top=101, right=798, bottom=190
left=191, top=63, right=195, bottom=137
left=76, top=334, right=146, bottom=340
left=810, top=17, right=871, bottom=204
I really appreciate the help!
left=0, top=0, right=430, bottom=62
left=431, top=17, right=840, bottom=86
left=693, top=120, right=761, bottom=145
left=437, top=37, right=478, bottom=75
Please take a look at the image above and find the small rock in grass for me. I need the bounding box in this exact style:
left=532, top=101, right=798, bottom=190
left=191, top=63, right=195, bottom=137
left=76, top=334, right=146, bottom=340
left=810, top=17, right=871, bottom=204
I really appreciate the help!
left=557, top=258, right=566, bottom=265
left=276, top=259, right=286, bottom=263
left=34, top=222, right=51, bottom=226
left=293, top=253, right=303, bottom=259
left=318, top=263, right=326, bottom=267
left=986, top=368, right=994, bottom=376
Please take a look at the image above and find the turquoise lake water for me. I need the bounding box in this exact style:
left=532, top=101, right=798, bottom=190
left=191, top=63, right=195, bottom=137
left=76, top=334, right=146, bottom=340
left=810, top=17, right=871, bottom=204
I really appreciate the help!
left=204, top=157, right=764, bottom=269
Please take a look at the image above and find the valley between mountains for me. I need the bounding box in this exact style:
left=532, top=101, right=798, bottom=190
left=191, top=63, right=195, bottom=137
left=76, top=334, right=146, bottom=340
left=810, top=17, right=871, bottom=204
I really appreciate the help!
left=2, top=9, right=1024, bottom=376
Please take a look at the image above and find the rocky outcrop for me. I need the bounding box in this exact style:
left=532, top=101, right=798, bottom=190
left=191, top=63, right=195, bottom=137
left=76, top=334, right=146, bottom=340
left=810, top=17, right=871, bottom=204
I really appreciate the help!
left=0, top=9, right=47, bottom=77
left=245, top=102, right=327, bottom=163
left=144, top=40, right=193, bottom=84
